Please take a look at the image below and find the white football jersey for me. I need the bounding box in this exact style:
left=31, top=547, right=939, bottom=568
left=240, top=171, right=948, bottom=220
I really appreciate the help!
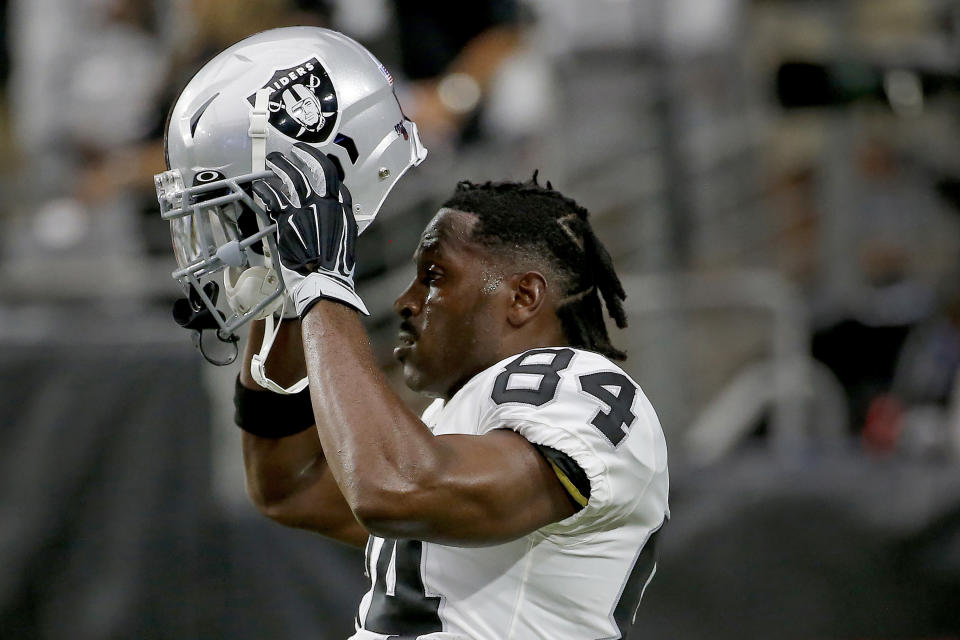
left=350, top=347, right=669, bottom=640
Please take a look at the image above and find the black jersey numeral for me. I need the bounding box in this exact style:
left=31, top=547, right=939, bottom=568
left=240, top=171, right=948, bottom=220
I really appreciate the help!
left=491, top=349, right=639, bottom=447
left=579, top=371, right=638, bottom=446
left=364, top=538, right=442, bottom=637
left=491, top=348, right=574, bottom=406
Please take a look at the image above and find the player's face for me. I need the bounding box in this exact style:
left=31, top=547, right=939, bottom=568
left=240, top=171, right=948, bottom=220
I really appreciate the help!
left=393, top=209, right=508, bottom=399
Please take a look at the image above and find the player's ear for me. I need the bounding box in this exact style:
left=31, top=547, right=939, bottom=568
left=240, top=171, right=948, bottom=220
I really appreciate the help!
left=506, top=271, right=548, bottom=328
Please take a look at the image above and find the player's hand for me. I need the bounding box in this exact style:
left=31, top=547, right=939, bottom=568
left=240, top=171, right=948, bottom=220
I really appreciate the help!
left=252, top=143, right=368, bottom=317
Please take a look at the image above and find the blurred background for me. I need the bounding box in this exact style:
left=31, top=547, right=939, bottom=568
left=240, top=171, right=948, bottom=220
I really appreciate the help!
left=1, top=0, right=959, bottom=638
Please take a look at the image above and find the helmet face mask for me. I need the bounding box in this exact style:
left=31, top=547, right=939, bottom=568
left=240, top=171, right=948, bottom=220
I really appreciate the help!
left=166, top=170, right=244, bottom=271
left=157, top=27, right=427, bottom=361
left=157, top=166, right=285, bottom=344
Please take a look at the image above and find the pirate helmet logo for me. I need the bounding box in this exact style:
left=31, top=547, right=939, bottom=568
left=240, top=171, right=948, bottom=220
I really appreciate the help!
left=248, top=57, right=337, bottom=143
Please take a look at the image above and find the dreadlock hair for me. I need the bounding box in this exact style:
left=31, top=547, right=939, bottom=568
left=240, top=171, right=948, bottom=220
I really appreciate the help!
left=441, top=171, right=628, bottom=361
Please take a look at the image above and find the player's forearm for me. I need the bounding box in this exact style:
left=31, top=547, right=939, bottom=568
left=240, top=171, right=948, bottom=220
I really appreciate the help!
left=301, top=302, right=447, bottom=528
left=238, top=317, right=307, bottom=389
left=241, top=430, right=370, bottom=547
left=242, top=429, right=323, bottom=508
left=237, top=318, right=370, bottom=545
left=239, top=318, right=325, bottom=508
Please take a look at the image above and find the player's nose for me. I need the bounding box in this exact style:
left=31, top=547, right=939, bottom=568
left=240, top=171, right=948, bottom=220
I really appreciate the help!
left=393, top=278, right=422, bottom=318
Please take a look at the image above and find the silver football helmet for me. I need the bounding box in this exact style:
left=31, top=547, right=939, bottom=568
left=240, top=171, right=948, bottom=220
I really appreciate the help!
left=156, top=26, right=427, bottom=365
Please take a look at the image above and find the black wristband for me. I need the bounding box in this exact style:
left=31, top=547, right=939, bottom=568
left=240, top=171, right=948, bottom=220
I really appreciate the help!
left=234, top=375, right=315, bottom=438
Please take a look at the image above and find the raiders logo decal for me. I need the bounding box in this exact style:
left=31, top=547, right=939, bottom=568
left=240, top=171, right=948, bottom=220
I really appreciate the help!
left=248, top=58, right=338, bottom=143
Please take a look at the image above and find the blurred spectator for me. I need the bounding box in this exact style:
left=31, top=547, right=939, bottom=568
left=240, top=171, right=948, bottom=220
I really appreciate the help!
left=7, top=0, right=168, bottom=259
left=76, top=0, right=332, bottom=209
left=812, top=137, right=960, bottom=439
left=6, top=0, right=333, bottom=260
left=181, top=0, right=329, bottom=64
left=10, top=0, right=165, bottom=198
left=882, top=276, right=960, bottom=458
left=385, top=0, right=523, bottom=147
left=68, top=0, right=167, bottom=208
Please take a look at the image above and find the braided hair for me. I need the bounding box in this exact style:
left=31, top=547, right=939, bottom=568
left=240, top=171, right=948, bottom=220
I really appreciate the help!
left=441, top=172, right=628, bottom=360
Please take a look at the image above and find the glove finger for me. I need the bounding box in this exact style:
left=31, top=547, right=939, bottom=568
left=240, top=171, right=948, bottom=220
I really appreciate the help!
left=252, top=176, right=289, bottom=215
left=266, top=152, right=312, bottom=207
left=310, top=199, right=341, bottom=271
left=338, top=183, right=357, bottom=276
left=290, top=143, right=341, bottom=199
left=338, top=180, right=353, bottom=219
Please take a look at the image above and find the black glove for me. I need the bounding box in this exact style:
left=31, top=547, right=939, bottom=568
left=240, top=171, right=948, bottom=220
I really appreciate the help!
left=252, top=143, right=367, bottom=316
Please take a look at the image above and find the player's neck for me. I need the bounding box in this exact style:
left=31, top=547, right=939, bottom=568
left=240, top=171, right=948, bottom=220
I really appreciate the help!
left=438, top=330, right=570, bottom=402
left=497, top=322, right=569, bottom=363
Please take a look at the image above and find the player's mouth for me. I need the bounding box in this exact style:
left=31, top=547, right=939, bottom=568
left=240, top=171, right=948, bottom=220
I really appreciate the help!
left=394, top=322, right=418, bottom=360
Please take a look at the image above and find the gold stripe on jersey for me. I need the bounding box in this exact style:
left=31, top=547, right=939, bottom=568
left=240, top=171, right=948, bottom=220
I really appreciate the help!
left=547, top=459, right=588, bottom=507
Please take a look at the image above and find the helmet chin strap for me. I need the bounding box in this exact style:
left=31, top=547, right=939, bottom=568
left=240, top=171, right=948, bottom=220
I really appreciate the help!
left=249, top=89, right=270, bottom=173
left=250, top=301, right=310, bottom=394
left=248, top=88, right=309, bottom=395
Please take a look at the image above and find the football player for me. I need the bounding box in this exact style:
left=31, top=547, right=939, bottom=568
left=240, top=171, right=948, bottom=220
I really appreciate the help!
left=159, top=26, right=668, bottom=640
left=236, top=154, right=670, bottom=639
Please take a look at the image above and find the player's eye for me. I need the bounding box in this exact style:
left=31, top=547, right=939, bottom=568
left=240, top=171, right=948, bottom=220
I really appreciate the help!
left=420, top=266, right=442, bottom=285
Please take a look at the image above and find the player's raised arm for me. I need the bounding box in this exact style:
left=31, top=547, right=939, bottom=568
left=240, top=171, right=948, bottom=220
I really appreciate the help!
left=299, top=303, right=579, bottom=545
left=237, top=317, right=369, bottom=547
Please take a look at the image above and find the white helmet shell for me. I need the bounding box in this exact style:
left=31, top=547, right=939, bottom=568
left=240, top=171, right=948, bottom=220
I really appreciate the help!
left=165, top=26, right=426, bottom=231
left=156, top=27, right=426, bottom=363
